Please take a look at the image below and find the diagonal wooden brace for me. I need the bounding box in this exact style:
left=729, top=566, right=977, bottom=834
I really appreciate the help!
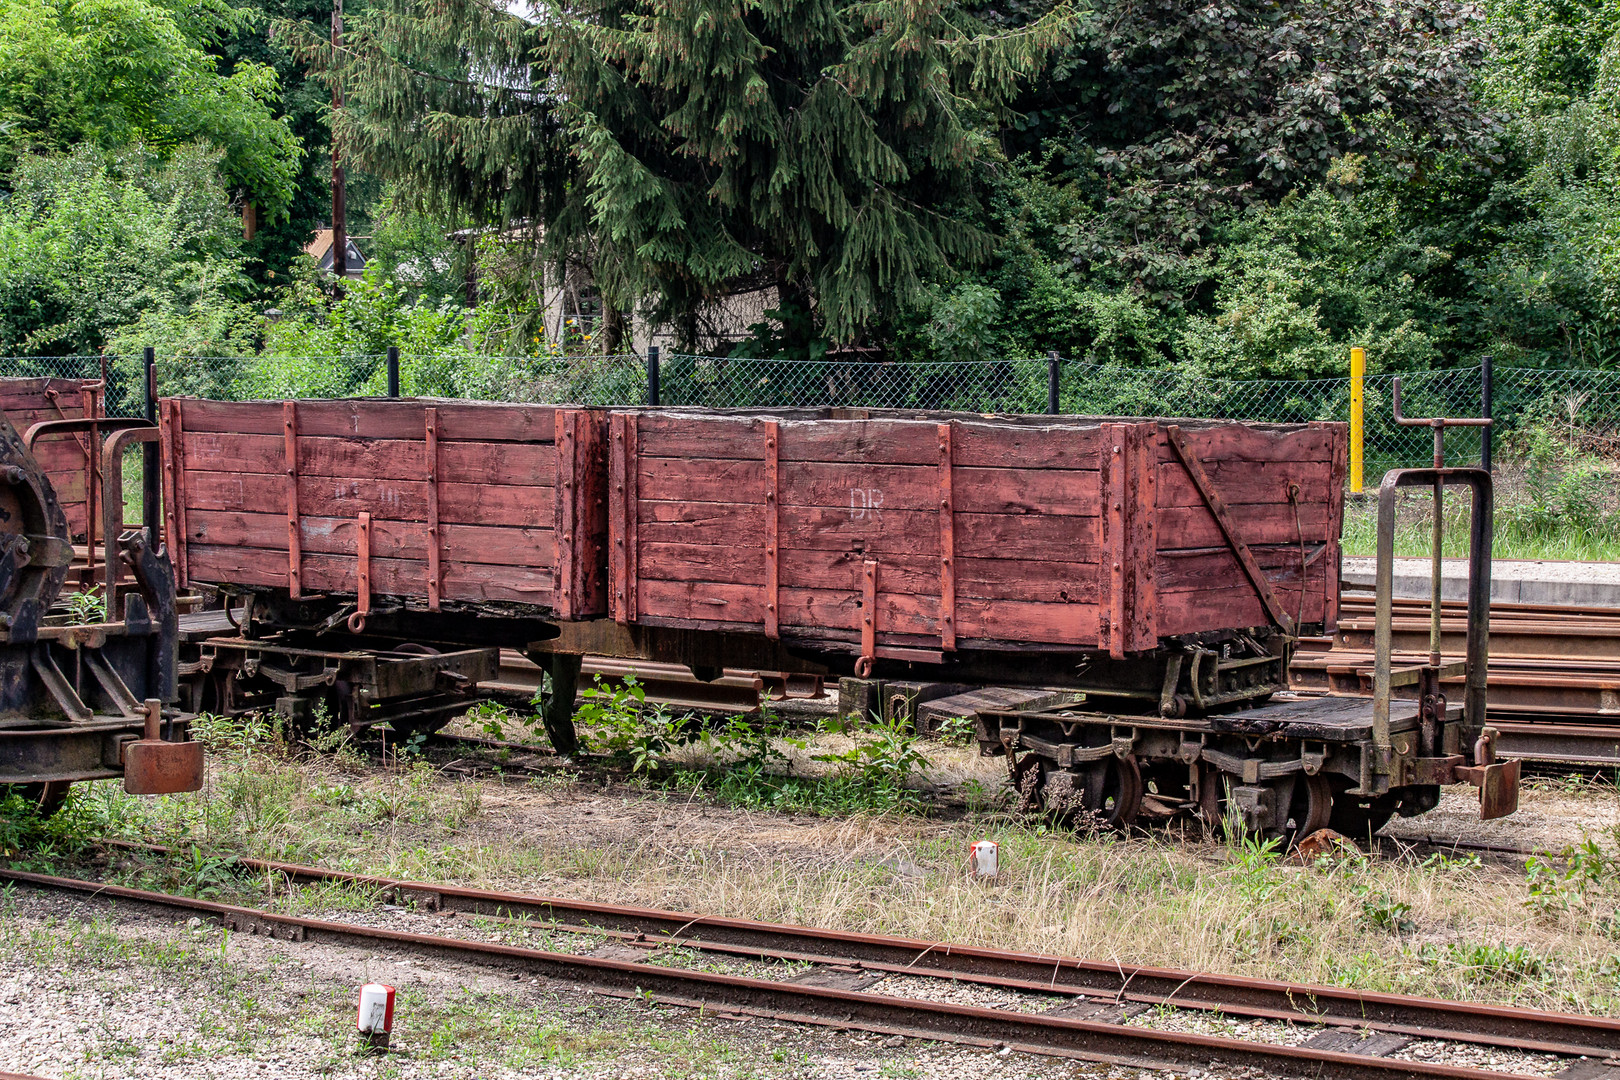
left=1165, top=425, right=1296, bottom=636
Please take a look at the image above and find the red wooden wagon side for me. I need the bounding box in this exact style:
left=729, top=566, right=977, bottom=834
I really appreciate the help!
left=0, top=376, right=106, bottom=544
left=608, top=410, right=1345, bottom=672
left=159, top=398, right=609, bottom=621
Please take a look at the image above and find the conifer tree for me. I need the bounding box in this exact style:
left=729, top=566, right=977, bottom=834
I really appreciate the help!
left=310, top=0, right=1070, bottom=349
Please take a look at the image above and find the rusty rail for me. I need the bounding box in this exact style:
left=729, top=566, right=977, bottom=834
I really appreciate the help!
left=0, top=867, right=1580, bottom=1079
left=65, top=847, right=1620, bottom=1062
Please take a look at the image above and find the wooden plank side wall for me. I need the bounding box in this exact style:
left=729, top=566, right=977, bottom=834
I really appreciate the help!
left=619, top=412, right=1348, bottom=654
left=165, top=397, right=607, bottom=617
left=1152, top=422, right=1348, bottom=637
left=0, top=377, right=103, bottom=542
left=618, top=414, right=1108, bottom=649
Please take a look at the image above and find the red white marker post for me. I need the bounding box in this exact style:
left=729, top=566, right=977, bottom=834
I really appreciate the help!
left=357, top=983, right=395, bottom=1051
left=969, top=840, right=999, bottom=878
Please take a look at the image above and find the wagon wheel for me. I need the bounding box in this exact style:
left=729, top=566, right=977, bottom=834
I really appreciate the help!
left=4, top=781, right=71, bottom=818
left=1328, top=778, right=1397, bottom=843
left=1041, top=756, right=1144, bottom=831
left=1279, top=773, right=1334, bottom=850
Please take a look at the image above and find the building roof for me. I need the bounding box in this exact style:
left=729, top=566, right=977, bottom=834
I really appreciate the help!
left=305, top=229, right=366, bottom=277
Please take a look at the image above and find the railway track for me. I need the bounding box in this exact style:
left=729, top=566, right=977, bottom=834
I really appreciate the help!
left=11, top=854, right=1620, bottom=1078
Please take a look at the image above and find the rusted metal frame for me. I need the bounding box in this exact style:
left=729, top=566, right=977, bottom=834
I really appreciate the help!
left=21, top=417, right=149, bottom=583
left=0, top=719, right=149, bottom=784
left=1164, top=424, right=1296, bottom=637
left=858, top=560, right=878, bottom=678
left=1374, top=467, right=1492, bottom=766
left=763, top=420, right=780, bottom=639
left=609, top=414, right=629, bottom=622
left=423, top=407, right=441, bottom=611
left=0, top=868, right=1586, bottom=1080
left=100, top=427, right=159, bottom=602
left=937, top=423, right=955, bottom=651
left=158, top=401, right=189, bottom=587
left=283, top=402, right=301, bottom=599
left=29, top=646, right=94, bottom=723
left=348, top=511, right=372, bottom=633
left=623, top=413, right=639, bottom=622
left=85, top=842, right=1620, bottom=1057
left=554, top=411, right=577, bottom=619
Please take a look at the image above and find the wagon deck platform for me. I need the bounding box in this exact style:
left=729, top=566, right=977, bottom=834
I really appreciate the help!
left=986, top=692, right=1427, bottom=745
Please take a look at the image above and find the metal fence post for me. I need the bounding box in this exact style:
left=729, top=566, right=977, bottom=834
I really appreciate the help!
left=1481, top=354, right=1493, bottom=472
left=386, top=346, right=400, bottom=398
left=1047, top=350, right=1060, bottom=414
left=1349, top=347, right=1365, bottom=493
left=647, top=346, right=660, bottom=407
left=142, top=347, right=160, bottom=539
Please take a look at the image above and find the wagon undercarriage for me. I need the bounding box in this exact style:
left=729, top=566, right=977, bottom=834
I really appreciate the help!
left=982, top=692, right=1457, bottom=843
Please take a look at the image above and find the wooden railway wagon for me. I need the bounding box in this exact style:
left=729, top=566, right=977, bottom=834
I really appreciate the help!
left=0, top=377, right=106, bottom=545
left=156, top=397, right=1515, bottom=841
left=158, top=397, right=609, bottom=745
left=609, top=409, right=1344, bottom=693
left=607, top=408, right=1516, bottom=840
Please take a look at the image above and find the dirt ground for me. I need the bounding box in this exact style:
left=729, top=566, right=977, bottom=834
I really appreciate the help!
left=4, top=730, right=1620, bottom=1079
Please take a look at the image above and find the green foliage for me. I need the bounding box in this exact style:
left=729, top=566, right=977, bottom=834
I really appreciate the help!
left=808, top=713, right=930, bottom=808
left=1360, top=891, right=1418, bottom=933
left=1503, top=422, right=1617, bottom=535
left=1227, top=828, right=1285, bottom=904
left=1421, top=941, right=1550, bottom=982
left=568, top=675, right=689, bottom=775
left=317, top=0, right=1072, bottom=352
left=62, top=586, right=106, bottom=624
left=0, top=0, right=301, bottom=215
left=1525, top=837, right=1617, bottom=913
left=0, top=145, right=256, bottom=357
left=1178, top=180, right=1453, bottom=379
left=1008, top=0, right=1496, bottom=292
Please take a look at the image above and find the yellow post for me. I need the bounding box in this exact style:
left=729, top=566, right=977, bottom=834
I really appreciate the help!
left=1349, top=346, right=1365, bottom=493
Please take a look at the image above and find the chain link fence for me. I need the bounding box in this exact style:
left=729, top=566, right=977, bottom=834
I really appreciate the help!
left=2, top=351, right=1616, bottom=474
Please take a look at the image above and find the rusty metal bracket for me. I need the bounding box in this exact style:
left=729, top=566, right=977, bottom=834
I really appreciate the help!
left=554, top=410, right=577, bottom=620
left=425, top=407, right=441, bottom=611
left=348, top=511, right=372, bottom=633
left=764, top=420, right=780, bottom=639
left=937, top=422, right=956, bottom=652
left=100, top=425, right=159, bottom=601
left=1453, top=727, right=1521, bottom=820
left=159, top=399, right=189, bottom=587
left=123, top=698, right=203, bottom=796
left=856, top=560, right=878, bottom=678
left=284, top=402, right=302, bottom=599
left=1164, top=425, right=1295, bottom=636
left=254, top=662, right=341, bottom=693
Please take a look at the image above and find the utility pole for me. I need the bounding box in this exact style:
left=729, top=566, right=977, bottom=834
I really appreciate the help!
left=330, top=0, right=347, bottom=290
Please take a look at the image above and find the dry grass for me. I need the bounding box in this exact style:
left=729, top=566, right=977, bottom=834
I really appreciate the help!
left=40, top=730, right=1620, bottom=1019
